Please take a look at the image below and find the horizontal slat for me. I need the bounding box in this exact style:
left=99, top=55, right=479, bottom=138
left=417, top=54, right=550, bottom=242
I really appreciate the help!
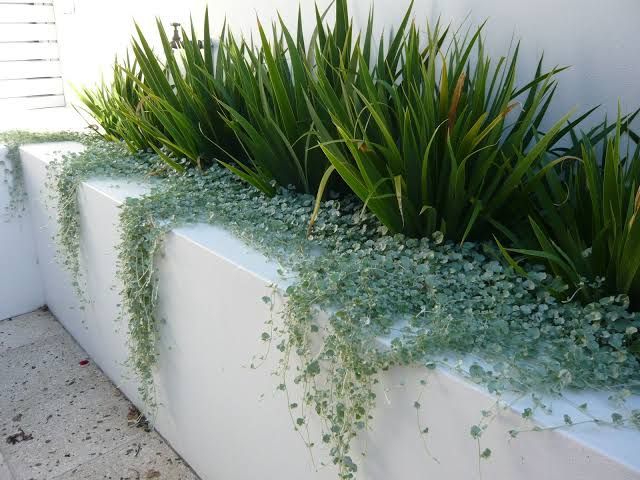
left=0, top=93, right=64, bottom=109
left=0, top=23, right=56, bottom=41
left=0, top=76, right=63, bottom=97
left=0, top=59, right=60, bottom=79
left=0, top=42, right=58, bottom=60
left=0, top=1, right=53, bottom=4
left=0, top=4, right=54, bottom=22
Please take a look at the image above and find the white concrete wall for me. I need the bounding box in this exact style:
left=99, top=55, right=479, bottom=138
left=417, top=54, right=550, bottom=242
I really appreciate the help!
left=424, top=0, right=640, bottom=131
left=55, top=0, right=639, bottom=130
left=0, top=145, right=44, bottom=320
left=17, top=142, right=640, bottom=480
left=52, top=0, right=364, bottom=103
left=20, top=142, right=147, bottom=403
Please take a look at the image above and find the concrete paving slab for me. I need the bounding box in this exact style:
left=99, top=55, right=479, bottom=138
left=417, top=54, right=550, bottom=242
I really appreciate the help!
left=0, top=449, right=14, bottom=479
left=51, top=435, right=197, bottom=480
left=0, top=310, right=64, bottom=353
left=1, top=379, right=142, bottom=479
left=0, top=355, right=113, bottom=428
left=0, top=310, right=199, bottom=480
left=0, top=331, right=101, bottom=409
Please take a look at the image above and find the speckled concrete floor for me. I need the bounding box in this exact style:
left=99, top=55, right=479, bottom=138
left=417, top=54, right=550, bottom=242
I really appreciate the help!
left=0, top=308, right=200, bottom=480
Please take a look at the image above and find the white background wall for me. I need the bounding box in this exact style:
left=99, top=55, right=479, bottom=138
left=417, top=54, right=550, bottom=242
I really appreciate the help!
left=54, top=0, right=639, bottom=130
left=423, top=0, right=640, bottom=131
left=0, top=146, right=44, bottom=320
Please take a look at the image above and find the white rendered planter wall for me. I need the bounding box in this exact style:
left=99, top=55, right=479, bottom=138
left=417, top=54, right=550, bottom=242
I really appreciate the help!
left=17, top=142, right=640, bottom=480
left=0, top=145, right=44, bottom=320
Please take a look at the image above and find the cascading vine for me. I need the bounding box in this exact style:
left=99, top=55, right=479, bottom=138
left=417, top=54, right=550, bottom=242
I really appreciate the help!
left=21, top=134, right=638, bottom=479
left=0, top=131, right=84, bottom=219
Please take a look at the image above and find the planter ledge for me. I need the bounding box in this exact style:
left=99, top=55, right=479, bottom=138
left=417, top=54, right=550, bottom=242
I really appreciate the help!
left=13, top=142, right=640, bottom=480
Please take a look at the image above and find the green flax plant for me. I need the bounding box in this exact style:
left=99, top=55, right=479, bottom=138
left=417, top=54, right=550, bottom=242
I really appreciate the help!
left=507, top=113, right=640, bottom=312
left=217, top=0, right=410, bottom=196
left=118, top=9, right=245, bottom=171
left=217, top=19, right=329, bottom=195
left=216, top=17, right=329, bottom=195
left=309, top=20, right=586, bottom=241
left=77, top=54, right=153, bottom=152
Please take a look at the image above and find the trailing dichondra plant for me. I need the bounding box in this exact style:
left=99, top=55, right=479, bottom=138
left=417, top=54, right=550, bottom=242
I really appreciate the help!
left=0, top=130, right=86, bottom=217
left=42, top=137, right=640, bottom=479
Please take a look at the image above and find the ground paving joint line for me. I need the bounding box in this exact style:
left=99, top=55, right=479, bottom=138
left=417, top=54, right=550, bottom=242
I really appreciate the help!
left=0, top=309, right=199, bottom=480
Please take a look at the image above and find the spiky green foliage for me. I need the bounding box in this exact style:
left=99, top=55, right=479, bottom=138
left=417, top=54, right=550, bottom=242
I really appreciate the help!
left=309, top=19, right=592, bottom=241
left=77, top=54, right=159, bottom=153
left=116, top=9, right=245, bottom=171
left=218, top=10, right=334, bottom=195
left=218, top=0, right=378, bottom=195
left=76, top=2, right=639, bottom=312
left=507, top=114, right=640, bottom=314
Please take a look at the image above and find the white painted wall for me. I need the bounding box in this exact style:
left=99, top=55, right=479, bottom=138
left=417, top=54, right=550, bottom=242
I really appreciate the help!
left=0, top=145, right=44, bottom=320
left=18, top=142, right=640, bottom=480
left=424, top=0, right=640, bottom=131
left=54, top=0, right=639, bottom=130
left=52, top=0, right=341, bottom=103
